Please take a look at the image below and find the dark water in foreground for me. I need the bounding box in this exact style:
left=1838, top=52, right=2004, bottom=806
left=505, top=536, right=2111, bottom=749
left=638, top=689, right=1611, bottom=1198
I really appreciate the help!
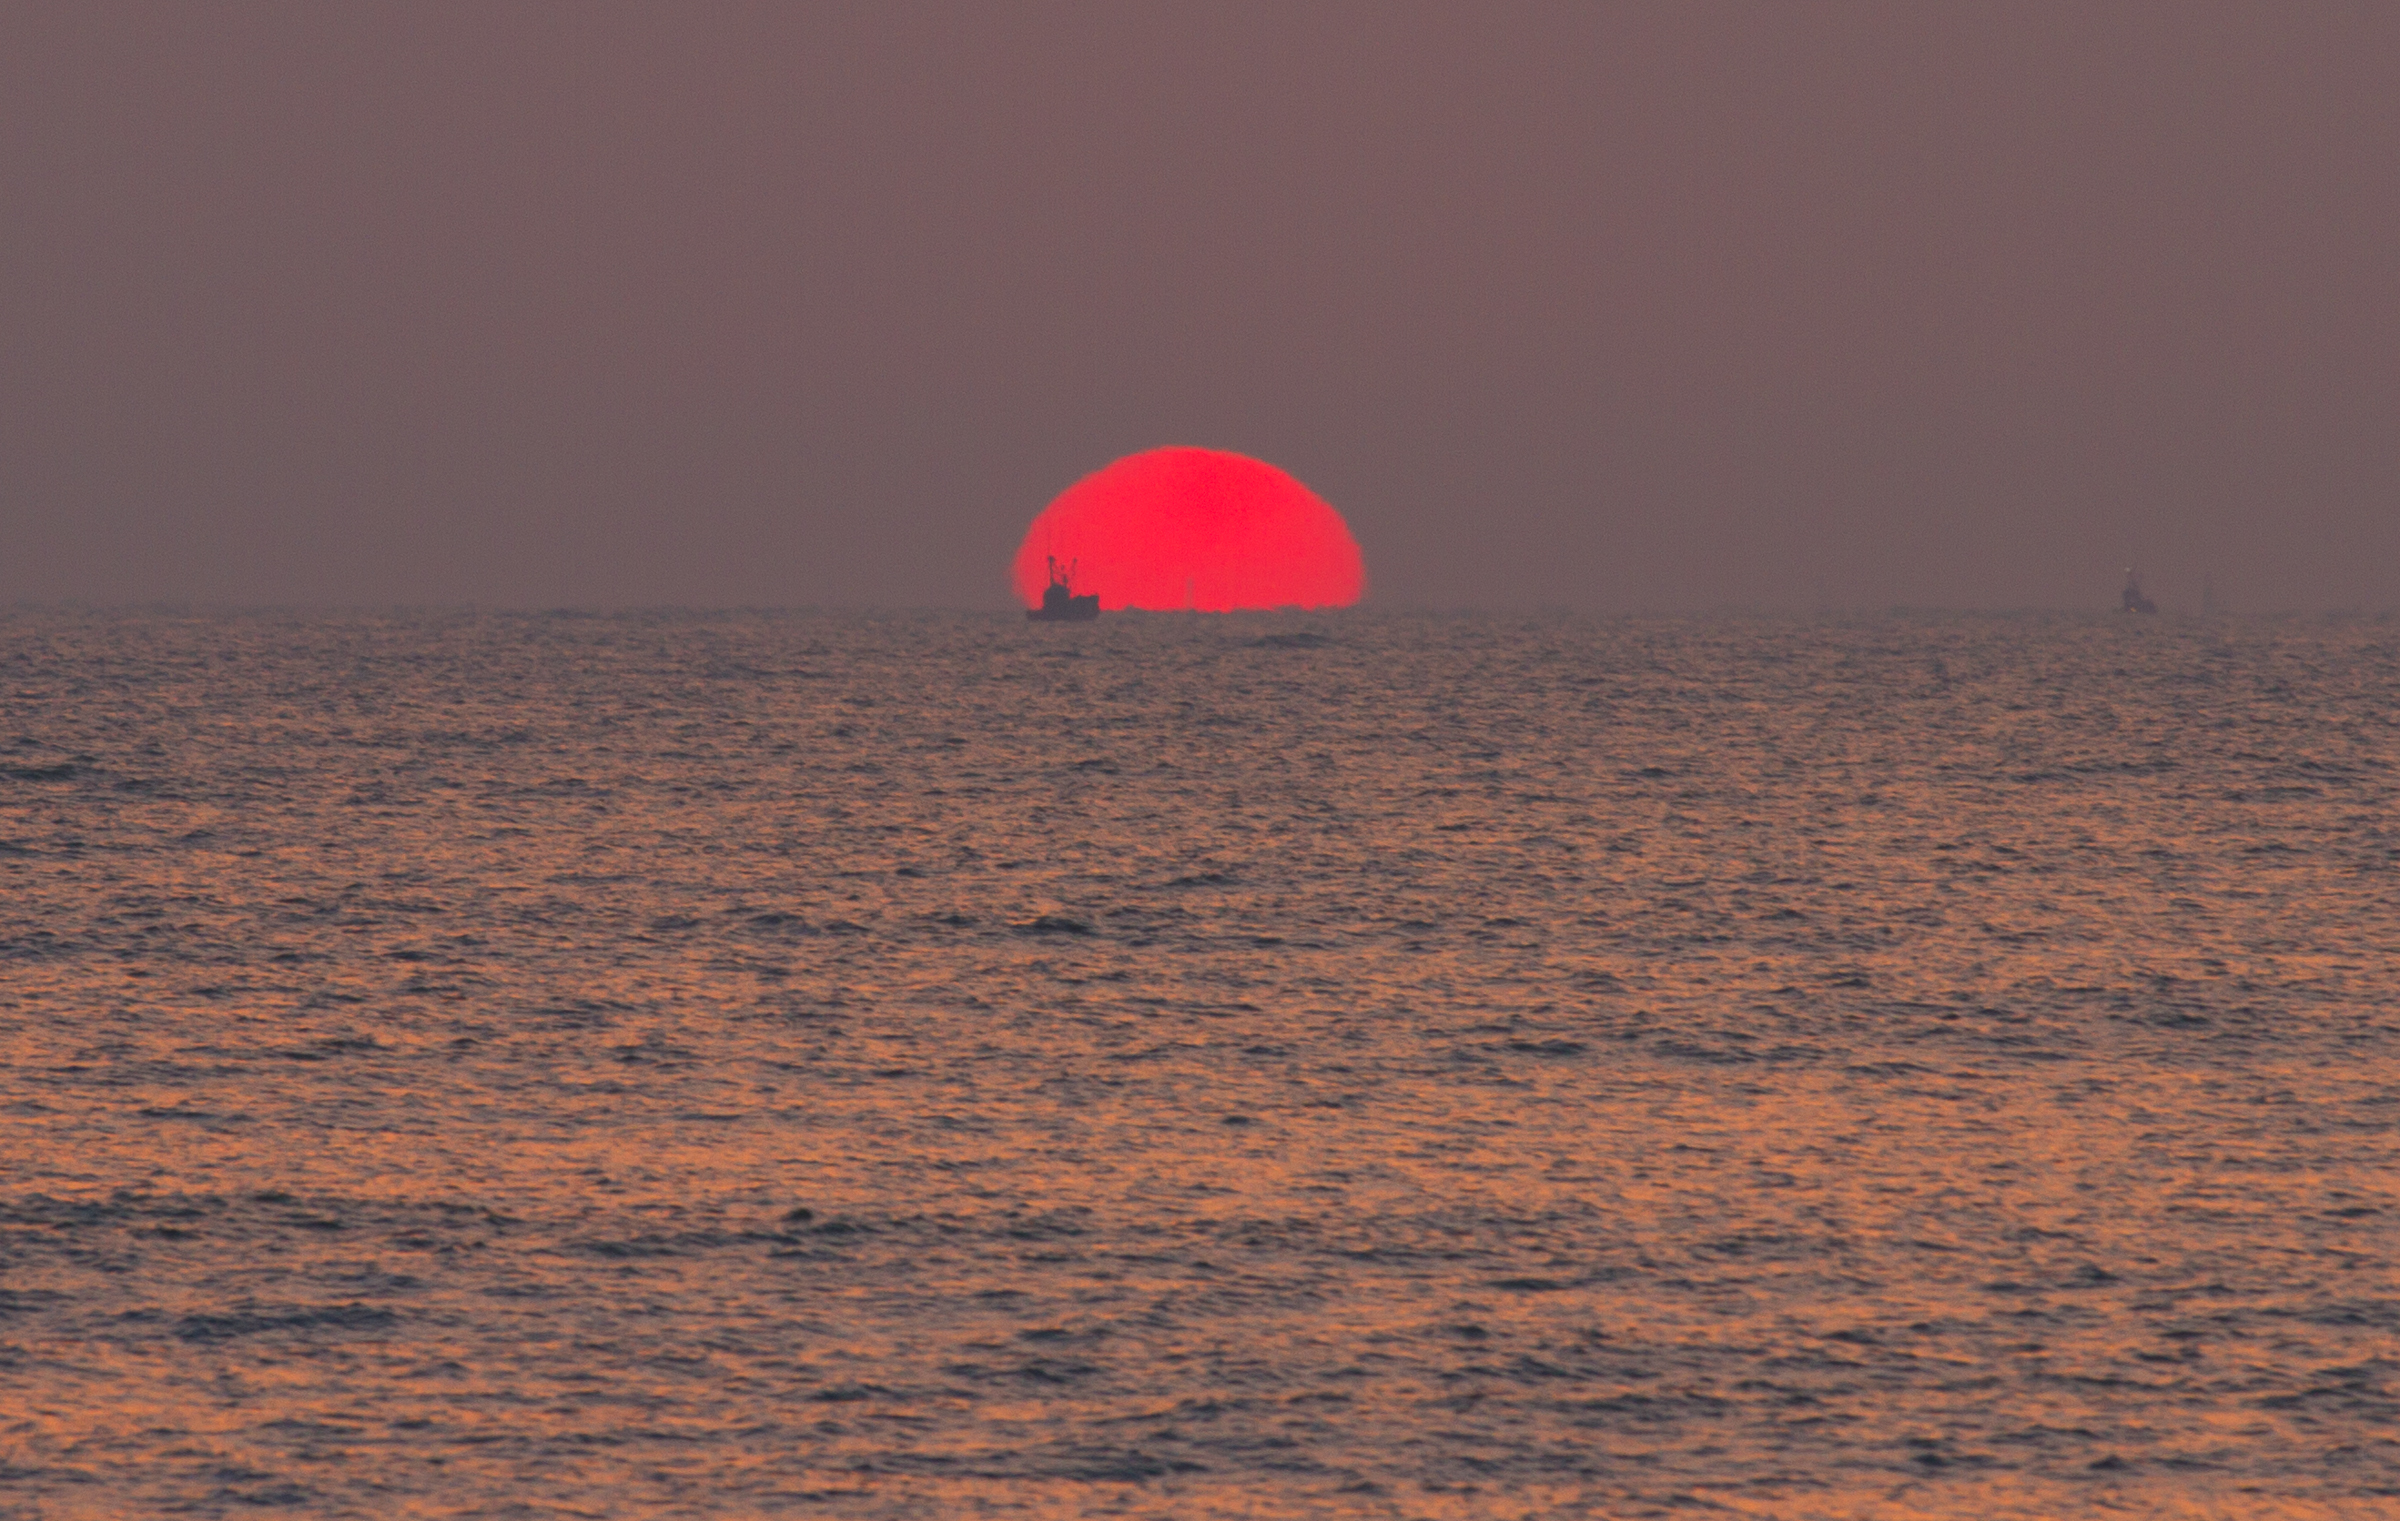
left=2, top=610, right=2396, bottom=1519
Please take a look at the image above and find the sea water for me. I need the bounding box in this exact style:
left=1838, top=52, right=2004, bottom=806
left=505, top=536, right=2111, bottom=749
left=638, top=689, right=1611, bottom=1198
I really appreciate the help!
left=2, top=609, right=2394, bottom=1519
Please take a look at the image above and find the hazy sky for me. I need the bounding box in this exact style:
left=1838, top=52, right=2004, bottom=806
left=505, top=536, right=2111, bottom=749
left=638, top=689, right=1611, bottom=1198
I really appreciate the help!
left=4, top=3, right=2393, bottom=610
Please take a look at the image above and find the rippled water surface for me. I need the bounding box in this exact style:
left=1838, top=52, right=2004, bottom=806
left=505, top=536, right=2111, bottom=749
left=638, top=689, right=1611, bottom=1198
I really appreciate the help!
left=3, top=610, right=2396, bottom=1519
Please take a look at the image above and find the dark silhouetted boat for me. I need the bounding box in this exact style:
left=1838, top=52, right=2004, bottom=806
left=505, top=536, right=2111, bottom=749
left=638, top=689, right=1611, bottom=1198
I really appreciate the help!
left=1027, top=556, right=1100, bottom=621
left=2121, top=567, right=2158, bottom=615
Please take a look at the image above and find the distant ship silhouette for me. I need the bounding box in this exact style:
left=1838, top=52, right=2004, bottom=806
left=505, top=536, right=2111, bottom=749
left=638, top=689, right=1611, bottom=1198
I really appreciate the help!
left=1027, top=555, right=1100, bottom=622
left=2120, top=567, right=2158, bottom=615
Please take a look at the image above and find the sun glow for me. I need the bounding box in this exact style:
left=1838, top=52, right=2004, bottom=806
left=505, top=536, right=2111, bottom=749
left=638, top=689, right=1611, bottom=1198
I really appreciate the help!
left=1011, top=448, right=1366, bottom=612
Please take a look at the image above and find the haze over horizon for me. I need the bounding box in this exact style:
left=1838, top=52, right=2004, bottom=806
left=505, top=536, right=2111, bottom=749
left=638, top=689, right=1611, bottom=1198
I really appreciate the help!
left=4, top=3, right=2394, bottom=612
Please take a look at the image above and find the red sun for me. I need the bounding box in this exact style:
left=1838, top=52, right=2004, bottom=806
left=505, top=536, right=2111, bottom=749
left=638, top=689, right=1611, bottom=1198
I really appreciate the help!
left=1011, top=448, right=1366, bottom=612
